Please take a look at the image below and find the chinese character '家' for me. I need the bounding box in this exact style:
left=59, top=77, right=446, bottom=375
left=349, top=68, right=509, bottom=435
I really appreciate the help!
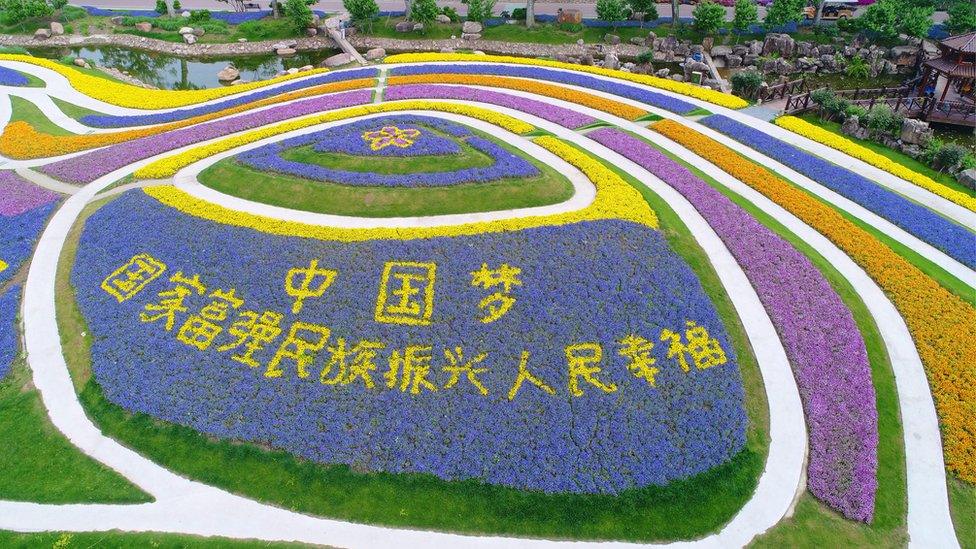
left=101, top=253, right=167, bottom=302
left=374, top=261, right=436, bottom=326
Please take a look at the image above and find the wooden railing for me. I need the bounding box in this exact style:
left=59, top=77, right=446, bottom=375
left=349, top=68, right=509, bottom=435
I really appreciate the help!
left=754, top=78, right=807, bottom=103
left=833, top=86, right=911, bottom=101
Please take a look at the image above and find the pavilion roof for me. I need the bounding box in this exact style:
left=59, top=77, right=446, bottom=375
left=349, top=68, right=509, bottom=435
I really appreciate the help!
left=941, top=32, right=976, bottom=54
left=923, top=57, right=976, bottom=78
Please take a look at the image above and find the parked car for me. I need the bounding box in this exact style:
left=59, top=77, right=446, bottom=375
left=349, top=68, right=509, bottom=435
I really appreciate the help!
left=803, top=0, right=857, bottom=20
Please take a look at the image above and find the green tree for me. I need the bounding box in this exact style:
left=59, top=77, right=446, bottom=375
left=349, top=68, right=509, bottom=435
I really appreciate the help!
left=466, top=0, right=496, bottom=22
left=811, top=0, right=824, bottom=26
left=732, top=0, right=758, bottom=35
left=693, top=0, right=725, bottom=35
left=860, top=0, right=933, bottom=41
left=343, top=0, right=378, bottom=31
left=0, top=0, right=53, bottom=25
left=284, top=0, right=312, bottom=33
left=409, top=0, right=438, bottom=30
left=946, top=0, right=976, bottom=35
left=596, top=0, right=627, bottom=30
left=900, top=3, right=934, bottom=39
left=764, top=0, right=803, bottom=27
left=627, top=0, right=658, bottom=27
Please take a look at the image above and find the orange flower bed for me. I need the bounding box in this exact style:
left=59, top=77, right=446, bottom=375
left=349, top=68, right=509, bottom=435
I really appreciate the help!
left=0, top=79, right=375, bottom=160
left=387, top=74, right=649, bottom=121
left=652, top=118, right=976, bottom=482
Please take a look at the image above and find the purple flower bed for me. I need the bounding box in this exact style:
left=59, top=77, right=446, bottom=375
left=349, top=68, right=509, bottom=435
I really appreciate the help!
left=80, top=68, right=378, bottom=128
left=236, top=115, right=538, bottom=187
left=588, top=127, right=878, bottom=521
left=310, top=115, right=465, bottom=157
left=73, top=191, right=749, bottom=493
left=389, top=64, right=698, bottom=115
left=0, top=66, right=30, bottom=87
left=701, top=115, right=976, bottom=270
left=41, top=89, right=374, bottom=185
left=385, top=84, right=596, bottom=129
left=0, top=286, right=19, bottom=381
left=0, top=172, right=60, bottom=286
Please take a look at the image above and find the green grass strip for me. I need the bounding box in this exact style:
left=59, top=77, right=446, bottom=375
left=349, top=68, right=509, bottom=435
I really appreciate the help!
left=7, top=96, right=76, bottom=136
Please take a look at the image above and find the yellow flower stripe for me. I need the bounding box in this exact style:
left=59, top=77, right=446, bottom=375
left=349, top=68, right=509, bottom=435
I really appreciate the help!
left=384, top=53, right=749, bottom=110
left=142, top=133, right=657, bottom=242
left=776, top=116, right=976, bottom=213
left=0, top=79, right=376, bottom=160
left=652, top=118, right=976, bottom=482
left=387, top=73, right=649, bottom=121
left=0, top=54, right=327, bottom=109
left=134, top=101, right=536, bottom=179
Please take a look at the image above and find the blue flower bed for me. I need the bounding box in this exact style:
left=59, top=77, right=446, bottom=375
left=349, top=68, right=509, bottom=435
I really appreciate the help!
left=83, top=5, right=160, bottom=17
left=701, top=115, right=976, bottom=269
left=0, top=66, right=30, bottom=87
left=82, top=6, right=297, bottom=23
left=311, top=115, right=465, bottom=157
left=79, top=67, right=378, bottom=128
left=389, top=64, right=698, bottom=115
left=0, top=287, right=19, bottom=381
left=1, top=203, right=58, bottom=287
left=73, top=191, right=748, bottom=494
left=236, top=115, right=539, bottom=187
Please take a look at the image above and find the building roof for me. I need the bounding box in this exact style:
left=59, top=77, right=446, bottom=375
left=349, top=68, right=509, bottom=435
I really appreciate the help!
left=941, top=32, right=976, bottom=54
left=924, top=57, right=976, bottom=78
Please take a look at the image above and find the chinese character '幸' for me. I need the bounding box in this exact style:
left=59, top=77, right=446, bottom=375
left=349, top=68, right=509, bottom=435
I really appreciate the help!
left=265, top=322, right=331, bottom=379
left=566, top=342, right=617, bottom=397
left=101, top=253, right=167, bottom=302
left=217, top=310, right=285, bottom=368
left=618, top=334, right=659, bottom=387
left=176, top=289, right=245, bottom=351
left=284, top=259, right=338, bottom=315
left=384, top=344, right=437, bottom=394
left=374, top=261, right=436, bottom=326
left=139, top=272, right=206, bottom=331
left=660, top=321, right=728, bottom=372
left=470, top=263, right=522, bottom=324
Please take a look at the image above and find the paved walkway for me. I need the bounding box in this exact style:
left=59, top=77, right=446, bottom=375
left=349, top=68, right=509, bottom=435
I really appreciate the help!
left=0, top=58, right=965, bottom=548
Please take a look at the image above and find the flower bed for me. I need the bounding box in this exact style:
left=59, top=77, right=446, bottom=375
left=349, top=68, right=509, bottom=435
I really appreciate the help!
left=0, top=287, right=18, bottom=381
left=389, top=63, right=700, bottom=116
left=701, top=115, right=976, bottom=270
left=653, top=119, right=976, bottom=483
left=0, top=79, right=376, bottom=160
left=133, top=101, right=536, bottom=180
left=385, top=84, right=596, bottom=129
left=0, top=54, right=327, bottom=109
left=0, top=172, right=60, bottom=286
left=588, top=127, right=877, bottom=521
left=74, top=186, right=747, bottom=493
left=0, top=66, right=29, bottom=87
left=78, top=68, right=378, bottom=128
left=385, top=53, right=748, bottom=110
left=39, top=90, right=375, bottom=184
left=386, top=74, right=648, bottom=121
left=775, top=116, right=976, bottom=213
left=234, top=116, right=539, bottom=187
left=308, top=115, right=466, bottom=157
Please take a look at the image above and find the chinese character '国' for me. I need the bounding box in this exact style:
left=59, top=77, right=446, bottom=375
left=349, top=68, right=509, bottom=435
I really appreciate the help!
left=102, top=253, right=167, bottom=302
left=374, top=261, right=436, bottom=326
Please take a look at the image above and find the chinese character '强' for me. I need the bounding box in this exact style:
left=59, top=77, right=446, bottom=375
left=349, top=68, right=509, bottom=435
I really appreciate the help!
left=217, top=310, right=285, bottom=368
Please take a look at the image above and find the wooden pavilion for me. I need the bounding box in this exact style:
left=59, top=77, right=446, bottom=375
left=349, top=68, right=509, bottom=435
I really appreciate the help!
left=914, top=31, right=976, bottom=127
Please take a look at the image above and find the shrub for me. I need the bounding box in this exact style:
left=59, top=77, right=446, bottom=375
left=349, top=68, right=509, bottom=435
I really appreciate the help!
left=845, top=56, right=869, bottom=79
left=410, top=0, right=439, bottom=29
left=155, top=0, right=167, bottom=14
left=173, top=0, right=181, bottom=10
left=693, top=0, right=725, bottom=35
left=284, top=0, right=312, bottom=33
left=511, top=7, right=526, bottom=19
left=188, top=9, right=210, bottom=22
left=344, top=0, right=378, bottom=30
left=860, top=0, right=933, bottom=41
left=864, top=105, right=902, bottom=137
left=811, top=23, right=838, bottom=37
left=810, top=89, right=852, bottom=121
left=440, top=6, right=460, bottom=22
left=627, top=0, right=657, bottom=25
left=946, top=0, right=976, bottom=35
left=636, top=50, right=654, bottom=64
left=0, top=0, right=54, bottom=25
left=764, top=0, right=803, bottom=27
left=730, top=70, right=763, bottom=97
left=596, top=0, right=627, bottom=30
left=731, top=0, right=758, bottom=35
left=843, top=104, right=868, bottom=120
left=933, top=143, right=968, bottom=172
left=466, top=0, right=495, bottom=22
left=559, top=22, right=583, bottom=32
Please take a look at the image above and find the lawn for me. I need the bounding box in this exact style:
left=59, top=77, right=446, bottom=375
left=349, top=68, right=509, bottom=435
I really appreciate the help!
left=198, top=127, right=575, bottom=218
left=0, top=531, right=308, bottom=548
left=7, top=96, right=76, bottom=137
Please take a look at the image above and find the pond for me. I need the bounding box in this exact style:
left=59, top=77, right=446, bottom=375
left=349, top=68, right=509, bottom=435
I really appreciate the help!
left=25, top=46, right=339, bottom=89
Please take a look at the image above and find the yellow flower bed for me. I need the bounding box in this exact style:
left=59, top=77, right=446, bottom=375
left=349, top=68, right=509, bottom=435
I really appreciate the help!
left=143, top=131, right=656, bottom=242
left=0, top=54, right=326, bottom=109
left=776, top=116, right=976, bottom=212
left=134, top=100, right=536, bottom=179
left=652, top=118, right=976, bottom=482
left=387, top=73, right=649, bottom=121
left=0, top=79, right=376, bottom=160
left=384, top=53, right=749, bottom=110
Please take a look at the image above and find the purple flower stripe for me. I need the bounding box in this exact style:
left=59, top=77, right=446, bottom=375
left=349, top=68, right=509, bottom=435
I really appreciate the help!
left=390, top=63, right=698, bottom=115
left=0, top=66, right=30, bottom=87
left=0, top=287, right=19, bottom=381
left=385, top=84, right=597, bottom=129
left=75, top=191, right=748, bottom=493
left=588, top=127, right=878, bottom=521
left=0, top=170, right=60, bottom=216
left=701, top=115, right=976, bottom=270
left=40, top=89, right=374, bottom=185
left=80, top=68, right=378, bottom=128
left=310, top=115, right=467, bottom=157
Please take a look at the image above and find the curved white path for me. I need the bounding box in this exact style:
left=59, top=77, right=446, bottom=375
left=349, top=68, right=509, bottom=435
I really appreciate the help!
left=0, top=60, right=964, bottom=547
left=5, top=102, right=805, bottom=547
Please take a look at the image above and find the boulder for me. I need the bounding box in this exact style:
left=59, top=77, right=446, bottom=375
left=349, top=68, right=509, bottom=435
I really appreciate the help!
left=655, top=67, right=670, bottom=78
left=287, top=67, right=299, bottom=74
left=238, top=38, right=248, bottom=42
left=900, top=118, right=933, bottom=145
left=272, top=40, right=297, bottom=50
left=217, top=65, right=240, bottom=82
left=710, top=45, right=732, bottom=58
left=557, top=8, right=582, bottom=24
left=671, top=74, right=684, bottom=82
left=181, top=10, right=190, bottom=17
left=395, top=21, right=415, bottom=32
left=816, top=44, right=835, bottom=56
left=674, top=44, right=690, bottom=57
left=900, top=143, right=922, bottom=158
left=365, top=47, right=386, bottom=60
left=413, top=22, right=424, bottom=31
left=306, top=27, right=318, bottom=36
left=440, top=47, right=455, bottom=53
left=579, top=54, right=594, bottom=66
left=461, top=33, right=481, bottom=40
left=762, top=33, right=794, bottom=58
left=683, top=59, right=709, bottom=80
left=179, top=26, right=194, bottom=34
left=958, top=169, right=976, bottom=191
left=890, top=45, right=917, bottom=67
left=50, top=22, right=64, bottom=35
left=73, top=57, right=87, bottom=67
left=193, top=27, right=205, bottom=36
left=462, top=21, right=483, bottom=34
left=733, top=45, right=748, bottom=56
left=322, top=52, right=353, bottom=67
left=841, top=115, right=870, bottom=140
left=603, top=52, right=620, bottom=70
left=643, top=31, right=657, bottom=47
left=818, top=53, right=838, bottom=72
left=726, top=54, right=742, bottom=68
left=183, top=33, right=196, bottom=44
left=109, top=15, right=124, bottom=24
left=796, top=41, right=813, bottom=57
left=743, top=53, right=758, bottom=66
left=605, top=33, right=620, bottom=45
left=472, top=50, right=486, bottom=55
left=276, top=47, right=297, bottom=56
left=134, top=22, right=152, bottom=32
left=630, top=37, right=644, bottom=46
left=702, top=36, right=713, bottom=52
left=762, top=57, right=793, bottom=76
left=436, top=14, right=451, bottom=23
left=33, top=28, right=51, bottom=40
left=658, top=35, right=678, bottom=53
left=299, top=64, right=313, bottom=71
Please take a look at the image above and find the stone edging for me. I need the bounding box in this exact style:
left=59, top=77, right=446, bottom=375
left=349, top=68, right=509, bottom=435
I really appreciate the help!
left=0, top=32, right=339, bottom=57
